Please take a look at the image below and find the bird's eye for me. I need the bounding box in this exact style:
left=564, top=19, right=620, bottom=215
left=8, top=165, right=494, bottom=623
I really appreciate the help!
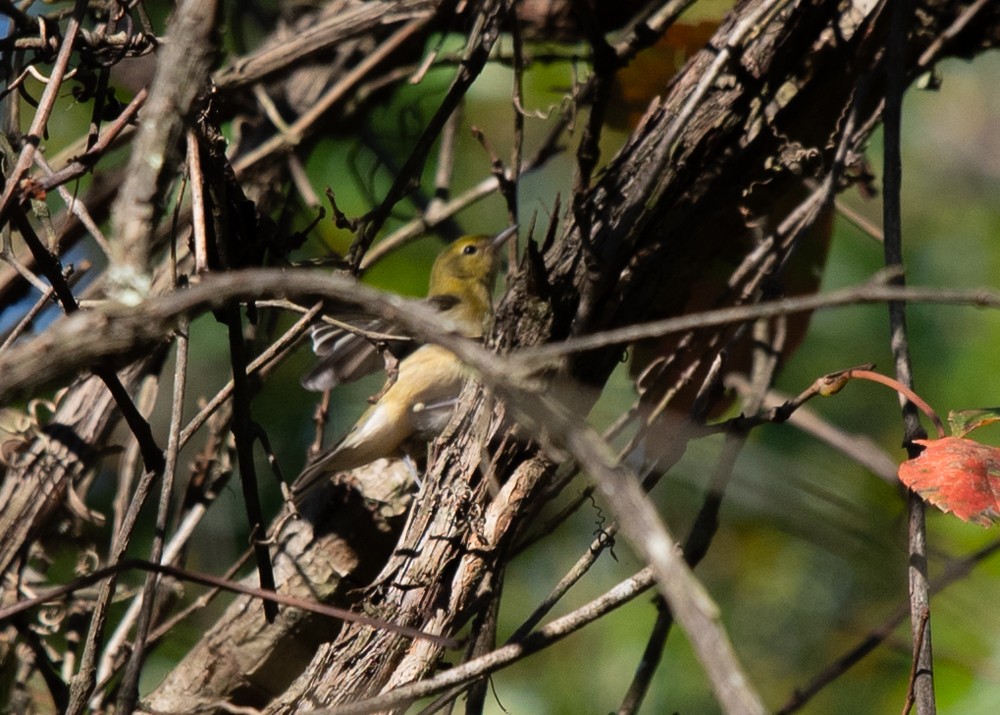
left=462, top=244, right=478, bottom=255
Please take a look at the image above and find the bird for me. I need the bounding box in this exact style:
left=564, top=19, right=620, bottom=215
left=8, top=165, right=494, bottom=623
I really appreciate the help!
left=300, top=226, right=515, bottom=391
left=292, top=226, right=517, bottom=499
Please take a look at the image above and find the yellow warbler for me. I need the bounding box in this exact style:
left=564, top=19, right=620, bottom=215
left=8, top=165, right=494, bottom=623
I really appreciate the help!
left=293, top=226, right=516, bottom=497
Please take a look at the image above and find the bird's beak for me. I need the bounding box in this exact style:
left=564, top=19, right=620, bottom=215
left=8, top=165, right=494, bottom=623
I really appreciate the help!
left=490, top=224, right=518, bottom=249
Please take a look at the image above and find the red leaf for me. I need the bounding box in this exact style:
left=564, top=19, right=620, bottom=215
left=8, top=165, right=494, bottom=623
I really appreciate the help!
left=898, top=437, right=1000, bottom=527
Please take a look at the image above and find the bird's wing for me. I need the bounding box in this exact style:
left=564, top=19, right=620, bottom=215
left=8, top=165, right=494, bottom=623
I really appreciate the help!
left=300, top=316, right=411, bottom=391
left=300, top=293, right=472, bottom=392
left=425, top=294, right=461, bottom=312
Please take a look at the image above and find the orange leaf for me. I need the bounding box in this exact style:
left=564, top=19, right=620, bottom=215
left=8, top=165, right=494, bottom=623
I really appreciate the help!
left=898, top=437, right=1000, bottom=527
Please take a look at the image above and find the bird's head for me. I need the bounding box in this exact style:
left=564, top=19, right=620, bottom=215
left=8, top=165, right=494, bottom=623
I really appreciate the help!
left=428, top=225, right=517, bottom=296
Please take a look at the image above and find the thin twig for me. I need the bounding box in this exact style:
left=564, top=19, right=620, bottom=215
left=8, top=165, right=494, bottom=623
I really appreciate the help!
left=187, top=130, right=210, bottom=274
left=32, top=153, right=113, bottom=257
left=883, top=0, right=935, bottom=710
left=834, top=197, right=884, bottom=243
left=512, top=276, right=999, bottom=369
left=359, top=175, right=501, bottom=269
left=178, top=302, right=321, bottom=449
left=116, top=320, right=189, bottom=713
left=66, top=461, right=161, bottom=714
left=96, top=404, right=243, bottom=698
left=776, top=538, right=1000, bottom=714
left=0, top=261, right=88, bottom=351
left=901, top=608, right=931, bottom=715
left=316, top=569, right=660, bottom=715
left=223, top=302, right=279, bottom=622
left=232, top=18, right=430, bottom=176
left=11, top=204, right=165, bottom=473
left=916, top=0, right=992, bottom=69
left=31, top=87, right=147, bottom=194
left=427, top=89, right=461, bottom=218
left=0, top=0, right=86, bottom=230
left=0, top=559, right=460, bottom=649
left=726, top=375, right=898, bottom=482
left=349, top=3, right=505, bottom=266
